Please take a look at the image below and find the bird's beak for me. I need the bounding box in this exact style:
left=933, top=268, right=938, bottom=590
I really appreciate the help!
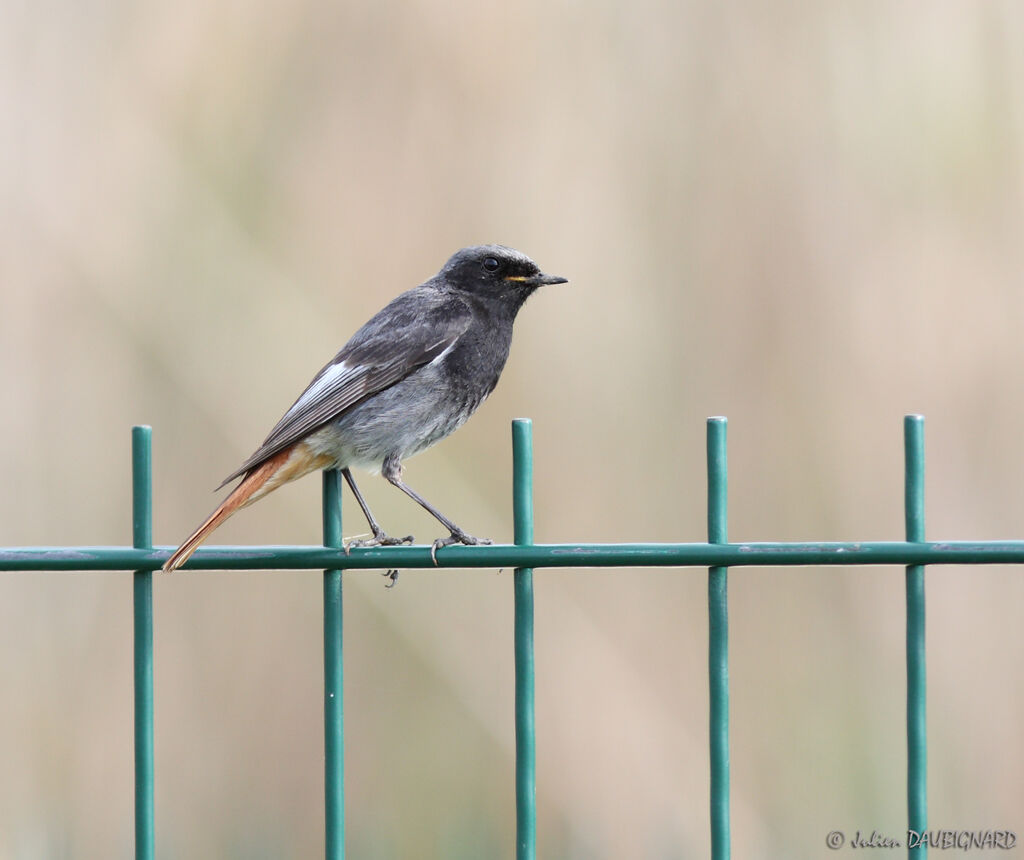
left=507, top=272, right=569, bottom=287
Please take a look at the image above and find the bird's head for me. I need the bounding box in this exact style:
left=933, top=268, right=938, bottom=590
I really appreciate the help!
left=438, top=245, right=568, bottom=305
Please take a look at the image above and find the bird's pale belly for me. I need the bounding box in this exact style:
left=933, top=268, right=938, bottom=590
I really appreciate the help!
left=305, top=366, right=490, bottom=473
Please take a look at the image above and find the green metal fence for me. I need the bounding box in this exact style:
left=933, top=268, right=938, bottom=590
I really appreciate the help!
left=5, top=414, right=1024, bottom=858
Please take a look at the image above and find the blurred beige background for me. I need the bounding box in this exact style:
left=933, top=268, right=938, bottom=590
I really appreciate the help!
left=3, top=0, right=1024, bottom=857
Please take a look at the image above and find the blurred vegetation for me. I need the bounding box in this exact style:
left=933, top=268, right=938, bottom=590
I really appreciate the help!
left=3, top=0, right=1024, bottom=857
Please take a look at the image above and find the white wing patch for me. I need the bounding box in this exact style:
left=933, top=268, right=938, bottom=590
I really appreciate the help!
left=284, top=360, right=358, bottom=421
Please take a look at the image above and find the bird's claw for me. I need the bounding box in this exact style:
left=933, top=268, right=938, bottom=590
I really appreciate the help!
left=345, top=532, right=414, bottom=553
left=430, top=531, right=492, bottom=565
left=383, top=570, right=399, bottom=588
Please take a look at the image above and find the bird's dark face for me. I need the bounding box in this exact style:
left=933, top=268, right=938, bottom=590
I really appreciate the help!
left=438, top=245, right=568, bottom=303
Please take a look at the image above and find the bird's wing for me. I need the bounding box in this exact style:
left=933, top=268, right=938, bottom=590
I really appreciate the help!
left=218, top=288, right=472, bottom=486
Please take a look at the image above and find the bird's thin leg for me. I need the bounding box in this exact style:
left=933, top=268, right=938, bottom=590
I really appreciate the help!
left=342, top=467, right=414, bottom=551
left=381, top=455, right=491, bottom=564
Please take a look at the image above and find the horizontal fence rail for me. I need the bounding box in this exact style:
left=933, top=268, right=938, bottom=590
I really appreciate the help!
left=5, top=540, right=1024, bottom=571
left=6, top=415, right=1022, bottom=858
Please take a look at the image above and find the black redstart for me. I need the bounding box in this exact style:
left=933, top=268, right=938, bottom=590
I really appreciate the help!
left=163, top=245, right=567, bottom=572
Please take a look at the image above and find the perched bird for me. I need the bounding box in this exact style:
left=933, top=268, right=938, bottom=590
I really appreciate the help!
left=163, top=244, right=567, bottom=572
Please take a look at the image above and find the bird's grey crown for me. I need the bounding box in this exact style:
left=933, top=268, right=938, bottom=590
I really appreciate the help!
left=440, top=244, right=538, bottom=274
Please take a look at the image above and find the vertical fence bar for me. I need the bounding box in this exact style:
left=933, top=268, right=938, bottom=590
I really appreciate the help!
left=512, top=419, right=536, bottom=860
left=323, top=469, right=344, bottom=860
left=904, top=416, right=927, bottom=857
left=707, top=417, right=730, bottom=860
left=132, top=426, right=155, bottom=860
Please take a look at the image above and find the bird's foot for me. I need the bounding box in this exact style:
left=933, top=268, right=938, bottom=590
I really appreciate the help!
left=345, top=531, right=415, bottom=554
left=430, top=530, right=492, bottom=565
left=382, top=570, right=400, bottom=588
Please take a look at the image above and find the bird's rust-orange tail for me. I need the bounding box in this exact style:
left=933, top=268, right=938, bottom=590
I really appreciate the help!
left=162, top=442, right=333, bottom=572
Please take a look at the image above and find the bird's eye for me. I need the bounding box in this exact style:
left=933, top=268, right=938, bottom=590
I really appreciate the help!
left=482, top=257, right=501, bottom=273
